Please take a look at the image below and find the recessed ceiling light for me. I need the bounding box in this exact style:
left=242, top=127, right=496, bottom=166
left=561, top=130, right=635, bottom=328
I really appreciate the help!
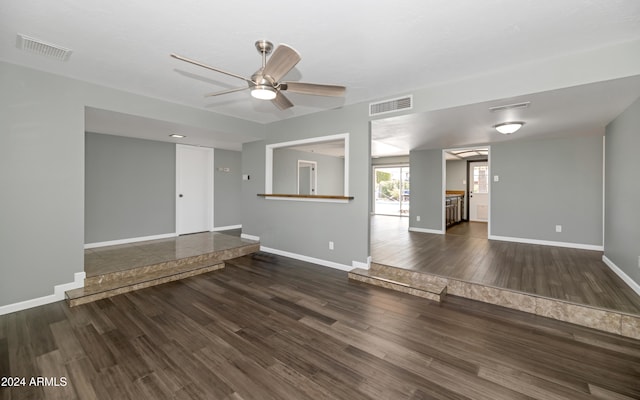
left=494, top=122, right=524, bottom=135
left=169, top=134, right=186, bottom=138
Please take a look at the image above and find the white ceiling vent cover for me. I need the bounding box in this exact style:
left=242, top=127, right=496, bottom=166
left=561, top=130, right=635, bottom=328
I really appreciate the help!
left=369, top=95, right=413, bottom=116
left=16, top=34, right=73, bottom=61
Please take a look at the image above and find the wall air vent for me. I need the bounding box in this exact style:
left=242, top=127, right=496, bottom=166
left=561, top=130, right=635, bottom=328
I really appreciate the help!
left=488, top=101, right=530, bottom=113
left=16, top=34, right=73, bottom=61
left=369, top=95, right=413, bottom=116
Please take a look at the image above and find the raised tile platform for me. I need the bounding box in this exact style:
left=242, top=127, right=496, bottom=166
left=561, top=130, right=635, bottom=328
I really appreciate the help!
left=67, top=232, right=259, bottom=307
left=351, top=262, right=640, bottom=340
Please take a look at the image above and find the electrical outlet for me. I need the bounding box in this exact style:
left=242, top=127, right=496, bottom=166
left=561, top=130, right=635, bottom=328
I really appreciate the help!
left=329, top=241, right=334, bottom=250
left=555, top=225, right=562, bottom=233
left=494, top=175, right=499, bottom=182
left=416, top=216, right=421, bottom=222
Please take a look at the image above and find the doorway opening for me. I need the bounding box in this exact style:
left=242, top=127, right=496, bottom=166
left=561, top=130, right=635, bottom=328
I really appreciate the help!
left=444, top=147, right=489, bottom=238
left=373, top=165, right=410, bottom=216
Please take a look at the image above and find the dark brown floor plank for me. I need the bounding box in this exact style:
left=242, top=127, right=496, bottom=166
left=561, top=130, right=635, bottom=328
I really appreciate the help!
left=2, top=252, right=640, bottom=399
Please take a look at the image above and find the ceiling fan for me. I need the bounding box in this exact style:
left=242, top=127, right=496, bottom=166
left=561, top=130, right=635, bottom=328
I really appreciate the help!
left=170, top=40, right=346, bottom=110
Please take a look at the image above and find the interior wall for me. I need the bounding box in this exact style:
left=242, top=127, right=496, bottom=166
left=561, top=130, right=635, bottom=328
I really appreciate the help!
left=0, top=61, right=84, bottom=306
left=491, top=133, right=603, bottom=246
left=241, top=104, right=370, bottom=268
left=0, top=60, right=264, bottom=308
left=85, top=133, right=175, bottom=243
left=605, top=96, right=640, bottom=286
left=214, top=148, right=242, bottom=228
left=409, top=149, right=443, bottom=232
left=272, top=148, right=344, bottom=195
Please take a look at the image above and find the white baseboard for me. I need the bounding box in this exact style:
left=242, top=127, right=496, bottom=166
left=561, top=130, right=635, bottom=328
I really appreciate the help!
left=409, top=227, right=444, bottom=235
left=213, top=225, right=242, bottom=232
left=602, top=255, right=640, bottom=297
left=260, top=246, right=355, bottom=272
left=241, top=233, right=260, bottom=241
left=0, top=272, right=85, bottom=316
left=352, top=256, right=371, bottom=270
left=85, top=233, right=176, bottom=249
left=488, top=235, right=604, bottom=251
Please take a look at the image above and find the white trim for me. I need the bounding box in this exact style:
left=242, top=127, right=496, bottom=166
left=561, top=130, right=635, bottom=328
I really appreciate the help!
left=264, top=197, right=350, bottom=204
left=261, top=246, right=354, bottom=272
left=265, top=133, right=350, bottom=197
left=352, top=256, right=371, bottom=270
left=241, top=233, right=260, bottom=241
left=602, top=135, right=606, bottom=248
left=0, top=272, right=85, bottom=316
left=84, top=233, right=176, bottom=249
left=602, top=255, right=640, bottom=297
left=409, top=227, right=445, bottom=235
left=213, top=225, right=242, bottom=232
left=489, top=234, right=604, bottom=251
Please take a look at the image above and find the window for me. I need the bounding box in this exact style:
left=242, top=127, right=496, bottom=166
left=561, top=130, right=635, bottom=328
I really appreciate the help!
left=472, top=165, right=489, bottom=194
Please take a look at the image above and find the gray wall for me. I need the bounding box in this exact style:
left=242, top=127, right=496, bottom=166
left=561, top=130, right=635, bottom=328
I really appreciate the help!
left=85, top=133, right=175, bottom=243
left=446, top=160, right=466, bottom=191
left=242, top=105, right=371, bottom=267
left=0, top=62, right=84, bottom=305
left=605, top=97, right=640, bottom=285
left=409, top=149, right=443, bottom=231
left=0, top=60, right=263, bottom=307
left=491, top=134, right=603, bottom=245
left=214, top=149, right=242, bottom=228
left=273, top=148, right=344, bottom=195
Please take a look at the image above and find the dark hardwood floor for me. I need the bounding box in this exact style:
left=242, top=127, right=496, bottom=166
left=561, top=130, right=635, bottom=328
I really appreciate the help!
left=2, top=252, right=640, bottom=399
left=371, top=215, right=640, bottom=314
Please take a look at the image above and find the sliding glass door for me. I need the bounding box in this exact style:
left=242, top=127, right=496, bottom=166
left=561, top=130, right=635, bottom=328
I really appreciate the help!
left=373, top=166, right=410, bottom=216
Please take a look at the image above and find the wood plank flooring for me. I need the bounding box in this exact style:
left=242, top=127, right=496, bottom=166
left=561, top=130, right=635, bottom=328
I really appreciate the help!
left=371, top=215, right=640, bottom=314
left=2, top=252, right=640, bottom=399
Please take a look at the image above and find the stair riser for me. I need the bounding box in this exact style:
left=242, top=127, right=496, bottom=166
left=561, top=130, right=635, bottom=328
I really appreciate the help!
left=67, top=263, right=224, bottom=307
left=349, top=272, right=444, bottom=302
left=370, top=262, right=448, bottom=287
left=84, top=243, right=259, bottom=291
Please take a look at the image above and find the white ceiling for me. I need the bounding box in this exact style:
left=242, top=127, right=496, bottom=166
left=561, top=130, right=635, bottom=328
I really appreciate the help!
left=2, top=1, right=640, bottom=154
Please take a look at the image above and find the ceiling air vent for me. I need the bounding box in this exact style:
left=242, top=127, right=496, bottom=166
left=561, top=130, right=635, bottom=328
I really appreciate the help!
left=488, top=101, right=530, bottom=113
left=16, top=34, right=73, bottom=61
left=369, top=95, right=413, bottom=116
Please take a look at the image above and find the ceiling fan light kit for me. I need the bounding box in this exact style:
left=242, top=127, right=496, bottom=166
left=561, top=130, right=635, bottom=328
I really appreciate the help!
left=494, top=121, right=524, bottom=134
left=171, top=40, right=346, bottom=110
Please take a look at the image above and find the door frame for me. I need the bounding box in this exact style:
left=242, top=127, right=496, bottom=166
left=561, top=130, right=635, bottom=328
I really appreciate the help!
left=442, top=146, right=491, bottom=236
left=175, top=144, right=214, bottom=235
left=297, top=160, right=318, bottom=195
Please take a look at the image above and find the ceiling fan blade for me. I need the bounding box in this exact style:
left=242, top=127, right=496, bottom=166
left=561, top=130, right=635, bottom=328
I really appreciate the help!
left=281, top=82, right=346, bottom=97
left=262, top=44, right=301, bottom=82
left=272, top=91, right=294, bottom=110
left=204, top=86, right=249, bottom=97
left=170, top=53, right=253, bottom=84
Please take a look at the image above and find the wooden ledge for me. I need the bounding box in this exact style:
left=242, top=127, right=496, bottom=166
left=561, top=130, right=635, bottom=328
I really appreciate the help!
left=257, top=193, right=354, bottom=200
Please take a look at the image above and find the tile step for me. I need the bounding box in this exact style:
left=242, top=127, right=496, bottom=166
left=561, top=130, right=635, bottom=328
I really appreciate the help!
left=66, top=263, right=224, bottom=307
left=348, top=268, right=447, bottom=302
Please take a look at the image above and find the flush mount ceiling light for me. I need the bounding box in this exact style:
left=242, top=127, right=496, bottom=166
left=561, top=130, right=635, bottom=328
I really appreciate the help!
left=250, top=85, right=277, bottom=100
left=494, top=122, right=524, bottom=135
left=169, top=133, right=186, bottom=138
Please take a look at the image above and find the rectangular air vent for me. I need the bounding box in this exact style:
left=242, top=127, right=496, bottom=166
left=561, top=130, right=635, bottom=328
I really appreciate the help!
left=16, top=34, right=73, bottom=61
left=488, top=101, right=530, bottom=113
left=369, top=95, right=413, bottom=116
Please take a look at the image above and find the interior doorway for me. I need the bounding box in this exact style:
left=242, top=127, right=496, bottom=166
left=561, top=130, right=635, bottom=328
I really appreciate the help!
left=444, top=147, right=489, bottom=237
left=373, top=166, right=410, bottom=216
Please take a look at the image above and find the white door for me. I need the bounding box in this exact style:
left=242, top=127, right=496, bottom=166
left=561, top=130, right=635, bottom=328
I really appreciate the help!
left=176, top=144, right=213, bottom=235
left=468, top=161, right=489, bottom=222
